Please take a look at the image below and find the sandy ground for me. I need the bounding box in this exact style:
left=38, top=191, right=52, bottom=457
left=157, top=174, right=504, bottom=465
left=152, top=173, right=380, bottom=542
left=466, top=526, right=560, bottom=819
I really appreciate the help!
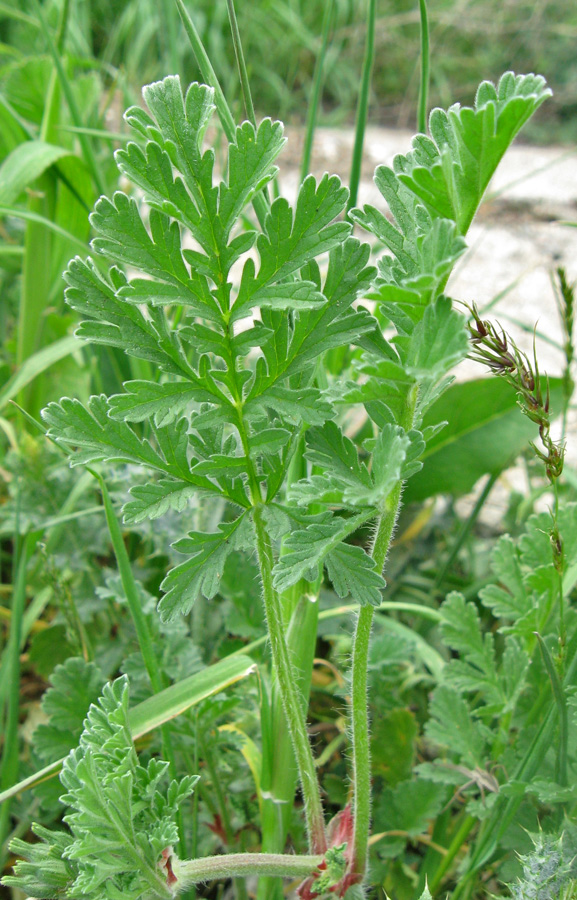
left=279, top=126, right=577, bottom=518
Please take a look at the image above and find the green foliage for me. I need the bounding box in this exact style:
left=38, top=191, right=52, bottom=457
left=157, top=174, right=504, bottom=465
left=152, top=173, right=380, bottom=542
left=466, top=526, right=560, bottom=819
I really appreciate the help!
left=507, top=832, right=577, bottom=900
left=480, top=503, right=577, bottom=638
left=40, top=72, right=443, bottom=623
left=32, top=658, right=105, bottom=765
left=3, top=64, right=558, bottom=900
left=5, top=676, right=197, bottom=900
left=351, top=73, right=550, bottom=309
left=159, top=514, right=254, bottom=621
left=404, top=377, right=564, bottom=501
left=374, top=779, right=446, bottom=841
left=418, top=503, right=577, bottom=857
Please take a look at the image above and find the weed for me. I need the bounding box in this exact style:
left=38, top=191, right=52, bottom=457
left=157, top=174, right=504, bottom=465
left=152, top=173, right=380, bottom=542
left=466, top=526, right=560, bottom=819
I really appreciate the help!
left=2, top=67, right=570, bottom=900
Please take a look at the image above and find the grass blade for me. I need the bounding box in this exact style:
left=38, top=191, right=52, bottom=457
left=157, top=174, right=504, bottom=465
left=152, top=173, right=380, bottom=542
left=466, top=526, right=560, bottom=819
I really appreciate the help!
left=0, top=336, right=79, bottom=414
left=226, top=0, right=256, bottom=127
left=417, top=0, right=430, bottom=134
left=536, top=632, right=568, bottom=787
left=347, top=0, right=376, bottom=214
left=174, top=0, right=269, bottom=227
left=0, top=206, right=91, bottom=253
left=97, top=475, right=165, bottom=694
left=0, top=654, right=256, bottom=805
left=300, top=0, right=334, bottom=182
left=0, top=141, right=71, bottom=207
left=174, top=0, right=236, bottom=141
left=0, top=534, right=36, bottom=858
left=30, top=0, right=106, bottom=196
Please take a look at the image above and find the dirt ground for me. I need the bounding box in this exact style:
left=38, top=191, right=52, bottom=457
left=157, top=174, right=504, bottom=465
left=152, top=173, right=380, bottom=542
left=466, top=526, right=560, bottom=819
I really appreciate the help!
left=280, top=126, right=577, bottom=516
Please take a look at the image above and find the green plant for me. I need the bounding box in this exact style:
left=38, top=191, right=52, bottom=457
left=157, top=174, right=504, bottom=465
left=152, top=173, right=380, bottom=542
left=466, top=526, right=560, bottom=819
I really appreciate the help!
left=0, top=66, right=561, bottom=900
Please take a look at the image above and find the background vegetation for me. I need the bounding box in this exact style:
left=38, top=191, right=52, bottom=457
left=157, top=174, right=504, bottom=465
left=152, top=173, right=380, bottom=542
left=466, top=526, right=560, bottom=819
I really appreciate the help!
left=1, top=2, right=576, bottom=900
left=2, top=0, right=577, bottom=139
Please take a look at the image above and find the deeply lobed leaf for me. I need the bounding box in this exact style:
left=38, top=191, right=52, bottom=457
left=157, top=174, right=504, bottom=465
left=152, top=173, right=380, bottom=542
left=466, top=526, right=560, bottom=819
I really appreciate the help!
left=5, top=677, right=197, bottom=900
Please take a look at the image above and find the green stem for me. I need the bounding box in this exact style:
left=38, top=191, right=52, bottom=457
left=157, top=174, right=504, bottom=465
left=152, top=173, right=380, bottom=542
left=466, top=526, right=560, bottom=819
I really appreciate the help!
left=300, top=0, right=334, bottom=182
left=350, top=603, right=374, bottom=877
left=428, top=814, right=477, bottom=894
left=435, top=471, right=498, bottom=588
left=226, top=0, right=256, bottom=127
left=175, top=852, right=323, bottom=886
left=417, top=0, right=430, bottom=134
left=350, top=384, right=419, bottom=880
left=258, top=590, right=319, bottom=900
left=536, top=633, right=568, bottom=788
left=0, top=534, right=36, bottom=860
left=347, top=0, right=376, bottom=215
left=202, top=736, right=248, bottom=900
left=31, top=0, right=105, bottom=196
left=224, top=311, right=326, bottom=856
left=252, top=505, right=327, bottom=855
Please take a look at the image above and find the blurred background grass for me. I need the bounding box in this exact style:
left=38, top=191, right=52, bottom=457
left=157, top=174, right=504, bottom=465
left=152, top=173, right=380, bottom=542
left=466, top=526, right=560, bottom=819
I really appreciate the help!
left=2, top=0, right=576, bottom=144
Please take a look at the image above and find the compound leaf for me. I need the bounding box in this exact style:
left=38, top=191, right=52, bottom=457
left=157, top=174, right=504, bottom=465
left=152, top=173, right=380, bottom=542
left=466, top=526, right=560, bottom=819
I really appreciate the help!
left=405, top=296, right=469, bottom=380
left=42, top=395, right=170, bottom=472
left=159, top=514, right=253, bottom=621
left=325, top=542, right=385, bottom=606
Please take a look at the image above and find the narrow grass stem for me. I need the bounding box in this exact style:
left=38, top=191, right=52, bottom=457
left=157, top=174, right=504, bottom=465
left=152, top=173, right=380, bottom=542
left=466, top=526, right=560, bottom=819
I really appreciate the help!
left=226, top=0, right=256, bottom=127
left=159, top=0, right=179, bottom=74
left=536, top=633, right=568, bottom=788
left=0, top=534, right=35, bottom=860
left=429, top=814, right=477, bottom=894
left=174, top=0, right=236, bottom=141
left=347, top=0, right=376, bottom=215
left=417, top=0, right=430, bottom=134
left=435, top=471, right=498, bottom=588
left=31, top=0, right=105, bottom=196
left=98, top=476, right=164, bottom=693
left=175, top=853, right=323, bottom=886
left=174, top=0, right=269, bottom=228
left=252, top=505, right=327, bottom=855
left=300, top=0, right=334, bottom=182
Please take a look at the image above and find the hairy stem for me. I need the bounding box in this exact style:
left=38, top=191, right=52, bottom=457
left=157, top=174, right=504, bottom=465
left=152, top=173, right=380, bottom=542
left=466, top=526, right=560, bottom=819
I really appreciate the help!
left=253, top=505, right=327, bottom=854
left=350, top=384, right=419, bottom=880
left=201, top=736, right=248, bottom=900
left=175, top=852, right=323, bottom=887
left=258, top=590, right=319, bottom=900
